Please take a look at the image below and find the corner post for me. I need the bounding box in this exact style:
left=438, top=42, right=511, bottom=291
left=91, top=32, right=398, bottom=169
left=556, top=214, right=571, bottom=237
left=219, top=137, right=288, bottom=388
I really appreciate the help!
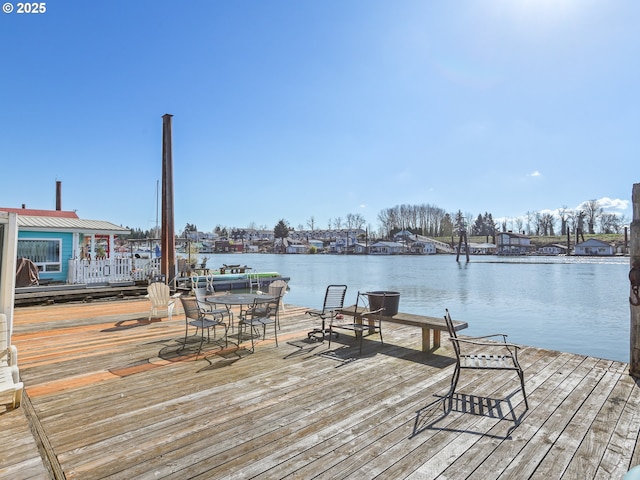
left=629, top=183, right=640, bottom=376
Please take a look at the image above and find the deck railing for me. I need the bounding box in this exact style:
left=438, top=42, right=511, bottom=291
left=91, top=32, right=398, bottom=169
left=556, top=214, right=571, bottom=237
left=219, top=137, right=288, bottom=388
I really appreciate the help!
left=68, top=257, right=161, bottom=284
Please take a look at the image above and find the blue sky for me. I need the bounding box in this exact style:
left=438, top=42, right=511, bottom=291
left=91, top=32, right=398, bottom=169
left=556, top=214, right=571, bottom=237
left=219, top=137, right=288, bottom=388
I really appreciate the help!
left=1, top=0, right=637, bottom=234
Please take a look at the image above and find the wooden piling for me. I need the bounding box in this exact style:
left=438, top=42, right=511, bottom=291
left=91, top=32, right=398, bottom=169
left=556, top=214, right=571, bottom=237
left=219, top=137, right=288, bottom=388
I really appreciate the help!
left=161, top=114, right=176, bottom=287
left=629, top=183, right=640, bottom=377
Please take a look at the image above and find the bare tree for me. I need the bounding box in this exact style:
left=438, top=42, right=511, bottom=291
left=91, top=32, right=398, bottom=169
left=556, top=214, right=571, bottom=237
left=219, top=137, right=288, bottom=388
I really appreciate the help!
left=583, top=199, right=602, bottom=234
left=525, top=211, right=535, bottom=235
left=333, top=217, right=343, bottom=230
left=351, top=213, right=366, bottom=230
left=307, top=216, right=315, bottom=231
left=600, top=212, right=626, bottom=234
left=558, top=206, right=569, bottom=236
left=539, top=213, right=555, bottom=236
left=515, top=217, right=524, bottom=234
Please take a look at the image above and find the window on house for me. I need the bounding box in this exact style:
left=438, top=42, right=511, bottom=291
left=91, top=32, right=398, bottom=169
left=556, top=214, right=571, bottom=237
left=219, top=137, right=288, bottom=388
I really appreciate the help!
left=17, top=239, right=62, bottom=272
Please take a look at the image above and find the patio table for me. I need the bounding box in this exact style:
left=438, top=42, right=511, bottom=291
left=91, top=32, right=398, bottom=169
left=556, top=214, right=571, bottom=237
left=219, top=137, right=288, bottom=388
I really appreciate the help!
left=205, top=293, right=275, bottom=329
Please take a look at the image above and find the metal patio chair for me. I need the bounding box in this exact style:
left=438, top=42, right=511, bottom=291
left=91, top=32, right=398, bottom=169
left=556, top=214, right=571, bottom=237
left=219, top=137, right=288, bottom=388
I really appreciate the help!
left=193, top=286, right=232, bottom=326
left=444, top=308, right=528, bottom=410
left=238, top=297, right=279, bottom=353
left=328, top=291, right=385, bottom=355
left=180, top=296, right=228, bottom=356
left=306, top=284, right=348, bottom=341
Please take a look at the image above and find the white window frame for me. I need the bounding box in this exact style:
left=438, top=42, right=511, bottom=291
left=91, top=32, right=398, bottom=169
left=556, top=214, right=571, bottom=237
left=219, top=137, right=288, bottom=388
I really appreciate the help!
left=17, top=238, right=62, bottom=272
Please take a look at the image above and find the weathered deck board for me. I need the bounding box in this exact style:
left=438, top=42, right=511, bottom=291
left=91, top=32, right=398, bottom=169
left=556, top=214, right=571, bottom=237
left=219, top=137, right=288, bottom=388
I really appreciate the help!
left=3, top=298, right=640, bottom=479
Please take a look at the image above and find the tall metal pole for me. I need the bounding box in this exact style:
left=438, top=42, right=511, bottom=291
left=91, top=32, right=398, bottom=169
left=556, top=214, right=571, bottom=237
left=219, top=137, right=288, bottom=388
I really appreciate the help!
left=161, top=114, right=176, bottom=287
left=629, top=184, right=640, bottom=376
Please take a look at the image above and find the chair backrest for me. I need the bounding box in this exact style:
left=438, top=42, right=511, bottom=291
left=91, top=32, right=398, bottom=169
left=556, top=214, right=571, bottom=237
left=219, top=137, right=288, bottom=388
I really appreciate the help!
left=147, top=282, right=171, bottom=306
left=321, top=285, right=348, bottom=314
left=205, top=274, right=215, bottom=293
left=444, top=308, right=461, bottom=358
left=264, top=296, right=282, bottom=318
left=444, top=308, right=457, bottom=339
left=268, top=280, right=287, bottom=298
left=180, top=296, right=202, bottom=322
left=193, top=286, right=208, bottom=303
left=0, top=314, right=8, bottom=359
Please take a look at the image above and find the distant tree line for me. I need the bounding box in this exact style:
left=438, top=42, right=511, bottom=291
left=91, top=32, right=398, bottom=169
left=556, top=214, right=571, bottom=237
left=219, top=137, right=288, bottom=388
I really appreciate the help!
left=127, top=198, right=627, bottom=242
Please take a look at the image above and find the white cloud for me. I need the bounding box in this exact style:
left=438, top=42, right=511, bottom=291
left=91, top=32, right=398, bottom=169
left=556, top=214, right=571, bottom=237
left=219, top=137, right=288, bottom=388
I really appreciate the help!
left=576, top=197, right=629, bottom=212
left=528, top=170, right=541, bottom=177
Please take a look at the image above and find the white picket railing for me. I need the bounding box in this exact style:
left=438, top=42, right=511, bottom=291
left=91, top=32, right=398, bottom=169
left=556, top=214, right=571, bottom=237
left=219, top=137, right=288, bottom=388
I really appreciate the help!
left=68, top=257, right=162, bottom=284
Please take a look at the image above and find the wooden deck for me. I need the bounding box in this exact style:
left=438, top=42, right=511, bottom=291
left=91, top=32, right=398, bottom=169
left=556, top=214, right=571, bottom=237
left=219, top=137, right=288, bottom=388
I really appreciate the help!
left=2, top=298, right=640, bottom=479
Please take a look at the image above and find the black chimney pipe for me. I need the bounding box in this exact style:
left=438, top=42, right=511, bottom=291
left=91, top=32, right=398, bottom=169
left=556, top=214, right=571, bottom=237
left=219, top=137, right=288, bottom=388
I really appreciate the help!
left=56, top=181, right=62, bottom=211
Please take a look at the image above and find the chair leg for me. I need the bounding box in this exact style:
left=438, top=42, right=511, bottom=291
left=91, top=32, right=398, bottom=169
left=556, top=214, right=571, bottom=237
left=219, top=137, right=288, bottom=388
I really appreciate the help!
left=448, top=366, right=461, bottom=410
left=518, top=370, right=528, bottom=410
left=273, top=321, right=278, bottom=347
left=249, top=323, right=256, bottom=353
left=182, top=324, right=189, bottom=350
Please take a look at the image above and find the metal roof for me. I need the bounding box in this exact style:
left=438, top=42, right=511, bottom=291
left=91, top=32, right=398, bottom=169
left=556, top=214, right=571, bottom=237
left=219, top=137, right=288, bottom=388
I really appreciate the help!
left=16, top=215, right=130, bottom=233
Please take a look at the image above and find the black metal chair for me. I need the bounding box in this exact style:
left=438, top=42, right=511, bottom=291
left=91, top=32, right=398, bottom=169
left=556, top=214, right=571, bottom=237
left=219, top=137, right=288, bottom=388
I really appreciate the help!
left=193, top=286, right=233, bottom=328
left=255, top=281, right=287, bottom=329
left=328, top=291, right=385, bottom=355
left=444, top=308, right=528, bottom=410
left=305, top=284, right=348, bottom=341
left=238, top=297, right=279, bottom=353
left=180, top=296, right=228, bottom=356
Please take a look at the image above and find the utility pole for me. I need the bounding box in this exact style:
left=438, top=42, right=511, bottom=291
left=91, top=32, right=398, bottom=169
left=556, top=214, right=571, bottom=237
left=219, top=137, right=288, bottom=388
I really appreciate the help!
left=629, top=183, right=640, bottom=377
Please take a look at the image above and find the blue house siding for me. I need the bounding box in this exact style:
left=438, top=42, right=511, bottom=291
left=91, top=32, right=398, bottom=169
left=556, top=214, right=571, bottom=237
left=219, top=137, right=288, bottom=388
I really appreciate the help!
left=17, top=230, right=73, bottom=282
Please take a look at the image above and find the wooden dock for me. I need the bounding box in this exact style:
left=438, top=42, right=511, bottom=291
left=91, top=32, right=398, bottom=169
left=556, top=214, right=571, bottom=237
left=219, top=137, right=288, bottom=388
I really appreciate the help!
left=2, top=298, right=640, bottom=479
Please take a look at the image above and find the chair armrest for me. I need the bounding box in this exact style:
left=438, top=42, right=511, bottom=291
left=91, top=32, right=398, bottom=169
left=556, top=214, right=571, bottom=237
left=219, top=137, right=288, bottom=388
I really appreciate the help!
left=9, top=345, right=18, bottom=366
left=450, top=337, right=521, bottom=349
left=171, top=293, right=182, bottom=298
left=464, top=333, right=509, bottom=341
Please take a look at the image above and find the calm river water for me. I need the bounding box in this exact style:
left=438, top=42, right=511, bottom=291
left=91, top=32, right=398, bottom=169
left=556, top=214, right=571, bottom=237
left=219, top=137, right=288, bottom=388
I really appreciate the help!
left=204, top=253, right=631, bottom=363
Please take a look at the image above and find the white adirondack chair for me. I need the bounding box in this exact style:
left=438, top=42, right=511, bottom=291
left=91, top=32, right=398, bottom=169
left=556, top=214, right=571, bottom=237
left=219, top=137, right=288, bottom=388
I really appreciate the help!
left=146, top=283, right=181, bottom=321
left=0, top=314, right=23, bottom=409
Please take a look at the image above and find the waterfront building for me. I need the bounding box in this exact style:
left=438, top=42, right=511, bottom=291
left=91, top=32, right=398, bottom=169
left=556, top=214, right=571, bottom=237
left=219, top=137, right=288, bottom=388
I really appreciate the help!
left=495, top=231, right=534, bottom=255
left=574, top=238, right=615, bottom=256
left=0, top=206, right=129, bottom=284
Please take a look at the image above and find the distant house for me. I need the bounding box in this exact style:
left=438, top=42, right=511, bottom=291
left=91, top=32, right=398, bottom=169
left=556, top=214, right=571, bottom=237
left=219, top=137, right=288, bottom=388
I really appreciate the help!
left=495, top=232, right=534, bottom=256
left=285, top=242, right=307, bottom=254
left=369, top=241, right=405, bottom=255
left=574, top=239, right=614, bottom=256
left=409, top=241, right=437, bottom=255
left=0, top=207, right=129, bottom=284
left=468, top=242, right=496, bottom=255
left=308, top=239, right=324, bottom=251
left=354, top=242, right=368, bottom=254
left=538, top=244, right=568, bottom=255
left=393, top=230, right=416, bottom=243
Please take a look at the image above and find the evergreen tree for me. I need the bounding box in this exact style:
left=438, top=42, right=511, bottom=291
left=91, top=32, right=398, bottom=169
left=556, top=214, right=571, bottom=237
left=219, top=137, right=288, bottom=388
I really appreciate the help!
left=274, top=219, right=290, bottom=253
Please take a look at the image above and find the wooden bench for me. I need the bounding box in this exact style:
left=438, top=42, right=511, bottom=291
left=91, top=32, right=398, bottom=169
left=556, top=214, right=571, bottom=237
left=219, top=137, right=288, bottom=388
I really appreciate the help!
left=339, top=306, right=468, bottom=352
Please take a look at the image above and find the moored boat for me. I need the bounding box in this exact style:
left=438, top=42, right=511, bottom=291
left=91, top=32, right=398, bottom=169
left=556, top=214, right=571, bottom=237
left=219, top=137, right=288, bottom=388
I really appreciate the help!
left=180, top=270, right=290, bottom=291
